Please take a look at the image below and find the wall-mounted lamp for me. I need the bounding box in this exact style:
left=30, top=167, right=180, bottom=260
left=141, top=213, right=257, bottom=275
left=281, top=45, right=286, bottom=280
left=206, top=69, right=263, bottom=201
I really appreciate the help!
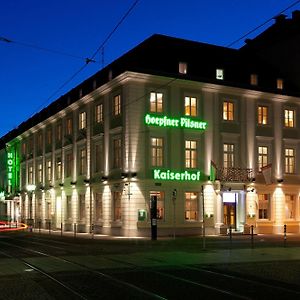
left=101, top=176, right=108, bottom=182
left=84, top=179, right=90, bottom=186
left=251, top=177, right=256, bottom=182
left=277, top=179, right=283, bottom=183
left=71, top=181, right=77, bottom=188
left=121, top=172, right=127, bottom=179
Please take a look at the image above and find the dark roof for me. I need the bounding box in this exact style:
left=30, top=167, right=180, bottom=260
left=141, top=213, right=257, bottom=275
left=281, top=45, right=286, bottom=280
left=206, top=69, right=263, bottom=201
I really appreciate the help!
left=0, top=33, right=298, bottom=148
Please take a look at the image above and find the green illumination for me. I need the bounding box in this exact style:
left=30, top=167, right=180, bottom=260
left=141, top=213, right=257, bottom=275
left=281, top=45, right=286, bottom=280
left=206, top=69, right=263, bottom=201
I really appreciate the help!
left=145, top=114, right=207, bottom=130
left=153, top=169, right=201, bottom=181
left=7, top=151, right=14, bottom=188
left=6, top=143, right=20, bottom=194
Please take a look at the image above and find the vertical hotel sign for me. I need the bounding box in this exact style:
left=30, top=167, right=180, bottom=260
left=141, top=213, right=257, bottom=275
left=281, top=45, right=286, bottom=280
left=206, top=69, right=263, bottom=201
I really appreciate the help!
left=7, top=150, right=14, bottom=193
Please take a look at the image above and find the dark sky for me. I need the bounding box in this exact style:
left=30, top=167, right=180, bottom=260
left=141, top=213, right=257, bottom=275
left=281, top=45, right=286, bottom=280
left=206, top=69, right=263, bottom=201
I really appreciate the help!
left=1, top=0, right=299, bottom=137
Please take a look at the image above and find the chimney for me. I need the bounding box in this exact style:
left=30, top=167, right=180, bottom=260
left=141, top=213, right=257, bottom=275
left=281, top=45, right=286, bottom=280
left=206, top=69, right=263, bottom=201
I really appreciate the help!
left=274, top=14, right=287, bottom=24
left=292, top=10, right=300, bottom=21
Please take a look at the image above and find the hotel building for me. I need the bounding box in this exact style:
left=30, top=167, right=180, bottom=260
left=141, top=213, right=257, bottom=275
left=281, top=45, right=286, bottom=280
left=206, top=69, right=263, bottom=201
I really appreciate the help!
left=1, top=13, right=300, bottom=236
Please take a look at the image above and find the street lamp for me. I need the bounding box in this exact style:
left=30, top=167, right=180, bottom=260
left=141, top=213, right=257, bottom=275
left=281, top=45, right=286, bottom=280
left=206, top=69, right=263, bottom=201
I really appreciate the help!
left=26, top=184, right=36, bottom=229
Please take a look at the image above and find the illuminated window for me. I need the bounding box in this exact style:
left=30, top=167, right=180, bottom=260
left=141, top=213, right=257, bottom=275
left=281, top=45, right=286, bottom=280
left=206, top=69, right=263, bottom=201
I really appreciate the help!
left=185, top=96, right=197, bottom=116
left=185, top=192, right=198, bottom=221
left=95, top=104, right=103, bottom=123
left=258, top=106, right=268, bottom=125
left=185, top=140, right=197, bottom=168
left=150, top=92, right=163, bottom=113
left=284, top=109, right=295, bottom=128
left=223, top=144, right=234, bottom=168
left=95, top=193, right=103, bottom=221
left=28, top=165, right=33, bottom=184
left=150, top=191, right=164, bottom=220
left=56, top=123, right=62, bottom=142
left=223, top=101, right=234, bottom=121
left=258, top=194, right=269, bottom=219
left=258, top=146, right=268, bottom=171
left=66, top=117, right=73, bottom=135
left=179, top=62, right=187, bottom=74
left=66, top=196, right=72, bottom=220
left=46, top=159, right=52, bottom=182
left=113, top=94, right=121, bottom=116
left=113, top=138, right=122, bottom=168
left=79, top=148, right=86, bottom=175
left=37, top=163, right=42, bottom=183
left=285, top=194, right=295, bottom=219
left=250, top=74, right=258, bottom=85
left=79, top=111, right=87, bottom=130
left=21, top=142, right=26, bottom=157
left=94, top=143, right=103, bottom=173
left=285, top=148, right=295, bottom=174
left=79, top=194, right=85, bottom=220
left=113, top=191, right=122, bottom=221
left=216, top=68, right=224, bottom=80
left=151, top=137, right=163, bottom=167
left=65, top=152, right=72, bottom=178
left=277, top=78, right=283, bottom=90
left=56, top=157, right=62, bottom=180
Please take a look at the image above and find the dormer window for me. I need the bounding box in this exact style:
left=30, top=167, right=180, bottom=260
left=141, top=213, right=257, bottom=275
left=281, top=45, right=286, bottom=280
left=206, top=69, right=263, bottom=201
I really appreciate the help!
left=216, top=68, right=224, bottom=80
left=277, top=78, right=283, bottom=90
left=179, top=62, right=187, bottom=74
left=250, top=74, right=258, bottom=86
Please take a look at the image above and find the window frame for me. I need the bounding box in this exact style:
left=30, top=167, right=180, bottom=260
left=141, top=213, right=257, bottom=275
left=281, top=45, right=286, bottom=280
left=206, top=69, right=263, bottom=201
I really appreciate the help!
left=151, top=137, right=164, bottom=167
left=185, top=140, right=197, bottom=169
left=223, top=100, right=234, bottom=121
left=150, top=91, right=163, bottom=113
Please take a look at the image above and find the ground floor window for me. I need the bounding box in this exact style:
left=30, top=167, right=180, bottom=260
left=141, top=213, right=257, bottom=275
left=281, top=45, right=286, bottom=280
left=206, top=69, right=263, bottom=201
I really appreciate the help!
left=150, top=191, right=164, bottom=220
left=113, top=192, right=122, bottom=221
left=258, top=194, right=270, bottom=219
left=79, top=194, right=85, bottom=221
left=66, top=196, right=72, bottom=220
left=185, top=192, right=198, bottom=221
left=285, top=194, right=296, bottom=219
left=95, top=193, right=103, bottom=221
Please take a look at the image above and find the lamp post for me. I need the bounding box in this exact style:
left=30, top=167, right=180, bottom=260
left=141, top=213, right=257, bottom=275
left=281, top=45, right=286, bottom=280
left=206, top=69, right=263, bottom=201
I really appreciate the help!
left=201, top=185, right=206, bottom=250
left=27, top=184, right=36, bottom=229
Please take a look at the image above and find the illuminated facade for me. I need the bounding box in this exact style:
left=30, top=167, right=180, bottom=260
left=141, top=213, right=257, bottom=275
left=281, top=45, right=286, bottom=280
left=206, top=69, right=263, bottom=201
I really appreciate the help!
left=2, top=13, right=300, bottom=235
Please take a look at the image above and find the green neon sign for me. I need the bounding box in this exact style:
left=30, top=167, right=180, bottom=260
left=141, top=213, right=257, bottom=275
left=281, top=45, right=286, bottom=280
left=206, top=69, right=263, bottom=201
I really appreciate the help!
left=153, top=169, right=201, bottom=181
left=145, top=114, right=207, bottom=130
left=7, top=151, right=14, bottom=188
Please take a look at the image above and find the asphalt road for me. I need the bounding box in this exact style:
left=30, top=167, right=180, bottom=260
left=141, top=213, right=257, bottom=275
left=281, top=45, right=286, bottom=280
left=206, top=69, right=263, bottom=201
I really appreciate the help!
left=0, top=232, right=300, bottom=299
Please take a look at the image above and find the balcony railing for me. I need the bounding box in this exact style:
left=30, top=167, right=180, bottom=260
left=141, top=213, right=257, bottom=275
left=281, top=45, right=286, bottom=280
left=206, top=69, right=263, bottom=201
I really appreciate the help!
left=216, top=167, right=253, bottom=182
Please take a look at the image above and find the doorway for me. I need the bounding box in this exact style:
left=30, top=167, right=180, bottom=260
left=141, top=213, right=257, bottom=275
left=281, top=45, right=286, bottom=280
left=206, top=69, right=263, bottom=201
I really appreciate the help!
left=223, top=202, right=236, bottom=229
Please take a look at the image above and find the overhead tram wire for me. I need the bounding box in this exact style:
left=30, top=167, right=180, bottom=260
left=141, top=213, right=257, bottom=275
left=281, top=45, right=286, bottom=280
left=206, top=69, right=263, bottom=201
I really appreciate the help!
left=227, top=0, right=300, bottom=47
left=31, top=0, right=140, bottom=117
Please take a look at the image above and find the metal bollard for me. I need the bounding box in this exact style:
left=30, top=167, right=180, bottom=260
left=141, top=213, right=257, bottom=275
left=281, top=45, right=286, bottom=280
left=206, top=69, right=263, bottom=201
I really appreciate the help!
left=48, top=221, right=51, bottom=234
left=284, top=224, right=287, bottom=247
left=229, top=225, right=232, bottom=248
left=251, top=225, right=254, bottom=248
left=74, top=223, right=77, bottom=238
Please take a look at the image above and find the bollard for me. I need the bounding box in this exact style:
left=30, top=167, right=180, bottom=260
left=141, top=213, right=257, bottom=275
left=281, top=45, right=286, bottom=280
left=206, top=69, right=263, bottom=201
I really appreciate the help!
left=91, top=223, right=94, bottom=239
left=74, top=223, right=77, bottom=238
left=284, top=224, right=287, bottom=247
left=60, top=222, right=63, bottom=237
left=48, top=221, right=51, bottom=235
left=229, top=225, right=232, bottom=248
left=251, top=225, right=254, bottom=248
left=38, top=221, right=41, bottom=233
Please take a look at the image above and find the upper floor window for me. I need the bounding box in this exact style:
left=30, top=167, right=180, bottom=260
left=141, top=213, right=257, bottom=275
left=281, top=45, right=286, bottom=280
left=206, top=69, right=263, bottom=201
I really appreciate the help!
left=46, top=159, right=52, bottom=182
left=65, top=152, right=73, bottom=178
left=285, top=148, right=295, bottom=174
left=94, top=143, right=103, bottom=173
left=258, top=146, right=268, bottom=171
left=37, top=162, right=43, bottom=183
left=79, top=148, right=86, bottom=175
left=284, top=109, right=295, bottom=128
left=37, top=133, right=43, bottom=152
left=56, top=124, right=62, bottom=142
left=150, top=92, right=163, bottom=113
left=113, top=138, right=122, bottom=168
left=179, top=62, right=187, bottom=74
left=258, top=105, right=268, bottom=125
left=223, top=101, right=234, bottom=121
left=113, top=94, right=121, bottom=116
left=223, top=144, right=234, bottom=168
left=95, top=104, right=103, bottom=123
left=216, top=68, right=224, bottom=80
left=79, top=111, right=87, bottom=130
left=28, top=165, right=33, bottom=184
left=66, top=117, right=73, bottom=135
left=21, top=142, right=26, bottom=157
left=56, top=157, right=62, bottom=180
left=46, top=128, right=52, bottom=145
left=185, top=96, right=197, bottom=116
left=151, top=137, right=163, bottom=167
left=250, top=74, right=258, bottom=85
left=185, top=140, right=197, bottom=168
left=277, top=78, right=283, bottom=90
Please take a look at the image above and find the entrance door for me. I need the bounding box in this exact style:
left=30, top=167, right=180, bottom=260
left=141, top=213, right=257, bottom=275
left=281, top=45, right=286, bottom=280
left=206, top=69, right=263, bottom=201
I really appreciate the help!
left=223, top=203, right=236, bottom=229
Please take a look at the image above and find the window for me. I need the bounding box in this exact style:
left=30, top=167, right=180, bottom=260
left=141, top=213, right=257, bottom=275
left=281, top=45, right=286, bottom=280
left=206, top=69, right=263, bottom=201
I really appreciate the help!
left=56, top=124, right=62, bottom=142
left=184, top=96, right=197, bottom=116
left=113, top=94, right=121, bottom=116
left=258, top=106, right=268, bottom=125
left=223, top=144, right=234, bottom=168
left=185, top=140, right=197, bottom=168
left=79, top=111, right=87, bottom=130
left=56, top=157, right=62, bottom=180
left=113, top=192, right=122, bottom=221
left=66, top=195, right=72, bottom=220
left=258, top=146, right=268, bottom=171
left=21, top=142, right=26, bottom=157
left=285, top=148, right=295, bottom=174
left=216, top=68, right=224, bottom=80
left=46, top=159, right=52, bottom=182
left=95, top=193, right=103, bottom=221
left=113, top=138, right=122, bottom=168
left=250, top=74, right=258, bottom=85
left=151, top=137, right=163, bottom=167
left=79, top=148, right=86, bottom=175
left=223, top=101, right=234, bottom=121
left=37, top=133, right=43, bottom=152
left=46, top=128, right=52, bottom=145
left=285, top=195, right=295, bottom=219
left=179, top=62, right=187, bottom=74
left=258, top=194, right=269, bottom=219
left=284, top=109, right=295, bottom=128
left=95, top=104, right=103, bottom=123
left=66, top=117, right=73, bottom=135
left=79, top=194, right=85, bottom=220
left=94, top=143, right=102, bottom=173
left=277, top=78, right=283, bottom=90
left=37, top=163, right=42, bottom=183
left=150, top=191, right=164, bottom=220
left=185, top=192, right=198, bottom=221
left=150, top=92, right=163, bottom=113
left=65, top=152, right=72, bottom=178
left=28, top=165, right=33, bottom=184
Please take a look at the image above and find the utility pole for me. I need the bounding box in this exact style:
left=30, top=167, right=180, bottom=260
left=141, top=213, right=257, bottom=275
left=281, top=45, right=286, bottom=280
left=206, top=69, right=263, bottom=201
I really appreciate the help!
left=202, top=185, right=206, bottom=250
